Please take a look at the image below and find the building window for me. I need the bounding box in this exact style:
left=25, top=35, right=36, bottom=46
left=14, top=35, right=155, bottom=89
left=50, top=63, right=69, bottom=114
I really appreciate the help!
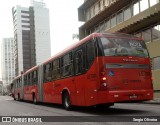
left=133, top=2, right=140, bottom=15
left=86, top=9, right=90, bottom=21
left=110, top=0, right=116, bottom=4
left=90, top=28, right=95, bottom=34
left=152, top=25, right=160, bottom=41
left=124, top=7, right=131, bottom=21
left=90, top=6, right=95, bottom=18
left=142, top=29, right=151, bottom=43
left=95, top=2, right=100, bottom=15
left=140, top=0, right=149, bottom=12
left=95, top=25, right=100, bottom=32
left=111, top=15, right=116, bottom=27
left=22, top=25, right=30, bottom=28
left=150, top=0, right=159, bottom=7
left=21, top=15, right=29, bottom=18
left=104, top=0, right=110, bottom=7
left=134, top=33, right=142, bottom=38
left=152, top=57, right=160, bottom=70
left=105, top=19, right=110, bottom=30
left=22, top=20, right=30, bottom=23
left=99, top=22, right=105, bottom=32
left=100, top=0, right=104, bottom=11
left=117, top=11, right=123, bottom=24
left=21, top=10, right=29, bottom=14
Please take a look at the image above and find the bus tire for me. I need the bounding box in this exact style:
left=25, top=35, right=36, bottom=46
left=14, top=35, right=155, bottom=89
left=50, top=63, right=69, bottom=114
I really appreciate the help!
left=63, top=92, right=72, bottom=110
left=33, top=94, right=37, bottom=105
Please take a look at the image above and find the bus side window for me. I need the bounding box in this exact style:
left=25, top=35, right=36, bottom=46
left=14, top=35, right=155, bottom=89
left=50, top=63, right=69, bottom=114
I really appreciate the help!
left=43, top=65, right=46, bottom=82
left=24, top=75, right=27, bottom=86
left=86, top=41, right=95, bottom=69
left=31, top=70, right=38, bottom=85
left=61, top=52, right=73, bottom=77
left=17, top=79, right=19, bottom=88
left=75, top=50, right=83, bottom=74
left=20, top=78, right=22, bottom=87
left=44, top=62, right=53, bottom=82
left=52, top=58, right=60, bottom=80
left=28, top=73, right=31, bottom=85
left=31, top=71, right=34, bottom=84
left=49, top=62, right=53, bottom=81
left=34, top=70, right=38, bottom=84
left=18, top=78, right=20, bottom=88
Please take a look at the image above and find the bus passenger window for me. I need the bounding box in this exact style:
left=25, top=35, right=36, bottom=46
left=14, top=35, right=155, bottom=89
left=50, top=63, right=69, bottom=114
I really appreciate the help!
left=75, top=50, right=83, bottom=74
left=52, top=59, right=60, bottom=80
left=61, top=52, right=73, bottom=77
left=86, top=41, right=95, bottom=69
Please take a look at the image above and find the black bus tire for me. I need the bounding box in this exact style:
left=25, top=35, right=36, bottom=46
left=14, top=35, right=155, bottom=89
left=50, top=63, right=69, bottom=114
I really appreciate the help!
left=63, top=92, right=72, bottom=110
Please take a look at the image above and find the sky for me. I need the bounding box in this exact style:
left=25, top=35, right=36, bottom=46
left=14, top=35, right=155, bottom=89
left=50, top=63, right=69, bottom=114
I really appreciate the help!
left=0, top=0, right=84, bottom=80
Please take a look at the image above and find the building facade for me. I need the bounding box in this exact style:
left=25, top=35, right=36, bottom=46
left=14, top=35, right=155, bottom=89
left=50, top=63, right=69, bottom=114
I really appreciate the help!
left=12, top=0, right=51, bottom=76
left=1, top=38, right=15, bottom=87
left=78, top=0, right=160, bottom=97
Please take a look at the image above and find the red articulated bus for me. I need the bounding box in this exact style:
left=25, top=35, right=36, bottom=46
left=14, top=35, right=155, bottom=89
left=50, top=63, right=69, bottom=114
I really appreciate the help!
left=12, top=33, right=153, bottom=110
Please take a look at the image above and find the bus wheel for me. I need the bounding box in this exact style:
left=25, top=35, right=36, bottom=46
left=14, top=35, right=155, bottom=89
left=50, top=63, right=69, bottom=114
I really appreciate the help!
left=63, top=92, right=72, bottom=110
left=33, top=94, right=37, bottom=105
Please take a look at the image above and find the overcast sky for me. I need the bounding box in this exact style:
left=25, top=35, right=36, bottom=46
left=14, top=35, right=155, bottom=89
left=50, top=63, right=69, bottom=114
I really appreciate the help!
left=0, top=0, right=84, bottom=80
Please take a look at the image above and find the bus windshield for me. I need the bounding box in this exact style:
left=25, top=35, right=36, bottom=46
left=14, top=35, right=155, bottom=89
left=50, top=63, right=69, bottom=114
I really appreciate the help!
left=100, top=37, right=149, bottom=58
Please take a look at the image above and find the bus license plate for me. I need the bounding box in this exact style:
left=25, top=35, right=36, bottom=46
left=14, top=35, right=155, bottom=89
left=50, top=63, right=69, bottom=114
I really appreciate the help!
left=129, top=95, right=137, bottom=99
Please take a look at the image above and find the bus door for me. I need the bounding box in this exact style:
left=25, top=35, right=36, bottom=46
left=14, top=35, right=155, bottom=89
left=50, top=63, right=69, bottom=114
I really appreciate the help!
left=74, top=48, right=86, bottom=106
left=84, top=40, right=98, bottom=106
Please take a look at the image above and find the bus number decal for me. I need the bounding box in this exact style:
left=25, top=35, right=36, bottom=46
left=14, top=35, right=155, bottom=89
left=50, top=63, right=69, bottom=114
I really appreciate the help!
left=129, top=41, right=142, bottom=48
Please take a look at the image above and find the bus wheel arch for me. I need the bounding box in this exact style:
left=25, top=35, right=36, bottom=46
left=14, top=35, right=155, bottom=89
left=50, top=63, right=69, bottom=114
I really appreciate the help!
left=62, top=89, right=72, bottom=110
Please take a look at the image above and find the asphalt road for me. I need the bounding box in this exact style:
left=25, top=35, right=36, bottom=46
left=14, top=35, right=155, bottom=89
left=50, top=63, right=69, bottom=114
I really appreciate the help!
left=0, top=96, right=159, bottom=125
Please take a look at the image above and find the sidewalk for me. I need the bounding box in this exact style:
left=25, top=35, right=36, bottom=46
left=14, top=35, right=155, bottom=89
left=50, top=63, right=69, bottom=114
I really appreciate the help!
left=142, top=98, right=160, bottom=105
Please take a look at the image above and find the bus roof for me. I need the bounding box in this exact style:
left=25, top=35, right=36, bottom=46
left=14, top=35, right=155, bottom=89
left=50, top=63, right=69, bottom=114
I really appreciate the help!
left=13, top=75, right=22, bottom=80
left=94, top=32, right=142, bottom=40
left=43, top=33, right=142, bottom=64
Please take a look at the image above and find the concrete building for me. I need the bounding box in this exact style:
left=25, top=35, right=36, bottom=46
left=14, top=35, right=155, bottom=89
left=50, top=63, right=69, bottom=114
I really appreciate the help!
left=1, top=38, right=15, bottom=87
left=78, top=0, right=160, bottom=97
left=12, top=0, right=51, bottom=76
